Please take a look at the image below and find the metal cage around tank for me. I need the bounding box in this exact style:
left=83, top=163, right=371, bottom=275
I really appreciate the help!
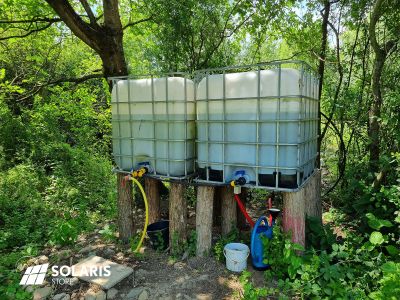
left=109, top=73, right=196, bottom=180
left=194, top=60, right=319, bottom=191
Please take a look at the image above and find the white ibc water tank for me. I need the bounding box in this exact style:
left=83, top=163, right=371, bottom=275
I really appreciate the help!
left=111, top=77, right=195, bottom=177
left=196, top=67, right=318, bottom=188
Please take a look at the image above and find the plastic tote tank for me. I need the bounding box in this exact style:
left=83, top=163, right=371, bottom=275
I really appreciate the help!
left=111, top=75, right=195, bottom=177
left=196, top=61, right=319, bottom=189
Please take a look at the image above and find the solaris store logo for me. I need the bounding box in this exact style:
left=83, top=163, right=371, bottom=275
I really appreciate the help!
left=20, top=263, right=49, bottom=285
left=19, top=263, right=111, bottom=286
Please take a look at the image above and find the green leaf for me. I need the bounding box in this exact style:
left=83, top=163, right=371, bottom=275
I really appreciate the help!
left=381, top=261, right=398, bottom=274
left=366, top=213, right=393, bottom=230
left=292, top=243, right=305, bottom=251
left=385, top=245, right=399, bottom=256
left=369, top=231, right=384, bottom=245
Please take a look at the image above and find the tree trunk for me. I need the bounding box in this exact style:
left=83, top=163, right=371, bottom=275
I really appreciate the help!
left=367, top=0, right=398, bottom=175
left=145, top=177, right=161, bottom=224
left=316, top=0, right=331, bottom=168
left=169, top=182, right=187, bottom=247
left=221, top=186, right=237, bottom=236
left=46, top=0, right=128, bottom=80
left=196, top=186, right=215, bottom=256
left=368, top=57, right=384, bottom=173
left=116, top=173, right=135, bottom=243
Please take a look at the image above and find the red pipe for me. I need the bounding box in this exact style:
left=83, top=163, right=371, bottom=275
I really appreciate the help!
left=268, top=197, right=273, bottom=226
left=234, top=194, right=255, bottom=228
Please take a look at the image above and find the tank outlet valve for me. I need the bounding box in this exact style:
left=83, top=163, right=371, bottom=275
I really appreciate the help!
left=230, top=170, right=249, bottom=186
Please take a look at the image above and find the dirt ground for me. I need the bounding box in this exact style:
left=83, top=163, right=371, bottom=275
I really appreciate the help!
left=25, top=188, right=273, bottom=300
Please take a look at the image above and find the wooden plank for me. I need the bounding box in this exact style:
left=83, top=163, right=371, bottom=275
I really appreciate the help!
left=169, top=182, right=187, bottom=246
left=144, top=177, right=161, bottom=224
left=196, top=186, right=215, bottom=256
left=221, top=186, right=237, bottom=235
left=116, top=173, right=135, bottom=243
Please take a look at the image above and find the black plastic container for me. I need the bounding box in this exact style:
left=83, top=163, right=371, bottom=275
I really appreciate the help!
left=147, top=220, right=169, bottom=250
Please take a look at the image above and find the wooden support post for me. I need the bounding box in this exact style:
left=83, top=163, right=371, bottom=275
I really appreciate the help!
left=145, top=177, right=161, bottom=224
left=196, top=186, right=215, bottom=256
left=304, top=169, right=322, bottom=221
left=169, top=182, right=187, bottom=246
left=283, top=189, right=306, bottom=247
left=221, top=186, right=237, bottom=236
left=282, top=170, right=321, bottom=247
left=117, top=173, right=135, bottom=243
left=237, top=188, right=248, bottom=230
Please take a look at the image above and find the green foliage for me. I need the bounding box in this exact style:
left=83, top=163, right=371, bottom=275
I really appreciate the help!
left=370, top=262, right=400, bottom=299
left=306, top=216, right=336, bottom=252
left=129, top=233, right=143, bottom=254
left=185, top=186, right=197, bottom=207
left=262, top=223, right=304, bottom=281
left=0, top=248, right=38, bottom=300
left=153, top=231, right=166, bottom=252
left=50, top=218, right=80, bottom=246
left=170, top=230, right=197, bottom=258
left=239, top=271, right=268, bottom=300
left=186, top=230, right=197, bottom=257
left=256, top=221, right=400, bottom=299
left=0, top=270, right=31, bottom=300
left=0, top=70, right=115, bottom=294
left=98, top=224, right=117, bottom=242
left=213, top=227, right=240, bottom=262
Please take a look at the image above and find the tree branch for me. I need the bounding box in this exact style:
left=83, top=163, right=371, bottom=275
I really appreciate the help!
left=320, top=16, right=343, bottom=143
left=45, top=0, right=101, bottom=52
left=369, top=0, right=383, bottom=55
left=0, top=21, right=55, bottom=41
left=122, top=16, right=152, bottom=30
left=316, top=0, right=331, bottom=168
left=0, top=17, right=62, bottom=24
left=200, top=0, right=254, bottom=68
left=47, top=73, right=103, bottom=85
left=15, top=73, right=103, bottom=103
left=321, top=112, right=346, bottom=196
left=79, top=0, right=98, bottom=26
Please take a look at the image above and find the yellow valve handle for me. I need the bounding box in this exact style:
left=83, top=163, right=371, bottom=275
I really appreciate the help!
left=230, top=180, right=236, bottom=187
left=130, top=176, right=149, bottom=253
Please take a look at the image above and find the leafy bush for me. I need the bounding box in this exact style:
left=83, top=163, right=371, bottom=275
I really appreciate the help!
left=0, top=164, right=49, bottom=249
left=239, top=271, right=268, bottom=300
left=170, top=230, right=197, bottom=258
left=0, top=69, right=116, bottom=297
left=255, top=219, right=400, bottom=299
left=306, top=216, right=336, bottom=252
left=213, top=227, right=240, bottom=261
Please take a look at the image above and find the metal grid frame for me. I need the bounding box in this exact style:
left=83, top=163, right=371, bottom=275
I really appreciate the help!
left=193, top=60, right=319, bottom=191
left=109, top=72, right=196, bottom=180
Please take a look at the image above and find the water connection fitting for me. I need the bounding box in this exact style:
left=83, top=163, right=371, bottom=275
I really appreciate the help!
left=131, top=167, right=148, bottom=178
left=230, top=177, right=247, bottom=194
